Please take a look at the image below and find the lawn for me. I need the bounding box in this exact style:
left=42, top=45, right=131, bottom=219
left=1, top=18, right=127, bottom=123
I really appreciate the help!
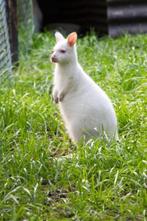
left=0, top=32, right=146, bottom=220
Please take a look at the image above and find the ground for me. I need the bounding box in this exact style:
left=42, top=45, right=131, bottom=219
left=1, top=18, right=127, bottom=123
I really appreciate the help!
left=0, top=33, right=146, bottom=220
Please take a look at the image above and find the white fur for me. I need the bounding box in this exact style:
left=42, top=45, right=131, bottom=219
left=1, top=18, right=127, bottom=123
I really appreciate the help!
left=51, top=32, right=118, bottom=142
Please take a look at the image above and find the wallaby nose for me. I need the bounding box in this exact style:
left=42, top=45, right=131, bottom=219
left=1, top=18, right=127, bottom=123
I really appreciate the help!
left=51, top=55, right=58, bottom=63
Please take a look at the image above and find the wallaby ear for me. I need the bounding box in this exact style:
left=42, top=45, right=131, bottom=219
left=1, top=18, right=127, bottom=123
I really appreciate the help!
left=67, top=32, right=77, bottom=47
left=55, top=32, right=65, bottom=42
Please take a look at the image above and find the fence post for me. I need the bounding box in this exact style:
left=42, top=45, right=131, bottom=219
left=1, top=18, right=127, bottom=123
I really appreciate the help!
left=7, top=0, right=18, bottom=63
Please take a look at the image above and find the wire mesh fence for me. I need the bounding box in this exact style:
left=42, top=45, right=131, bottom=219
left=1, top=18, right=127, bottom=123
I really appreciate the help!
left=0, top=0, right=34, bottom=78
left=0, top=0, right=12, bottom=77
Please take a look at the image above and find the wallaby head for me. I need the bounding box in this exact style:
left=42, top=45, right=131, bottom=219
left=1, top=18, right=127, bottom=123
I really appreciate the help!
left=51, top=32, right=77, bottom=64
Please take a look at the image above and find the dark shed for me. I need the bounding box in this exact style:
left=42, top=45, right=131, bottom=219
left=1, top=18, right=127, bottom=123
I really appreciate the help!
left=37, top=0, right=147, bottom=36
left=37, top=0, right=108, bottom=35
left=107, top=0, right=147, bottom=36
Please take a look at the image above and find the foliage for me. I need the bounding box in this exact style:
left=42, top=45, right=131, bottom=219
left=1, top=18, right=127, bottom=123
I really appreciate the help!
left=0, top=33, right=146, bottom=220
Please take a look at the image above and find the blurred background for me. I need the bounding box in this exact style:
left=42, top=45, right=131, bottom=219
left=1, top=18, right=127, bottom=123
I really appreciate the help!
left=0, top=0, right=147, bottom=76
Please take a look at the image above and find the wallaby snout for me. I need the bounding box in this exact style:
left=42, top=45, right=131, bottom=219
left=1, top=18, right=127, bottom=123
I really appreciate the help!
left=51, top=55, right=58, bottom=63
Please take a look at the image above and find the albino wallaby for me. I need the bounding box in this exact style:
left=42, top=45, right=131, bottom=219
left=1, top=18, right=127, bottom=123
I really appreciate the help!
left=51, top=32, right=118, bottom=142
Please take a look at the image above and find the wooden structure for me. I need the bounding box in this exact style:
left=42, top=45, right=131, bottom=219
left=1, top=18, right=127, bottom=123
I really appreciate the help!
left=7, top=0, right=18, bottom=63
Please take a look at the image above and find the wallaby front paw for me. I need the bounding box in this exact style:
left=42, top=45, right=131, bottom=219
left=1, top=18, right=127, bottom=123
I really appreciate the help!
left=52, top=89, right=59, bottom=103
left=52, top=89, right=65, bottom=103
left=53, top=94, right=64, bottom=103
left=54, top=96, right=59, bottom=103
left=58, top=93, right=64, bottom=102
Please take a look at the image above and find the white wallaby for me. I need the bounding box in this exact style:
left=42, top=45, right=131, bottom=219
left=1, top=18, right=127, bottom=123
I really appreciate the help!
left=51, top=32, right=118, bottom=142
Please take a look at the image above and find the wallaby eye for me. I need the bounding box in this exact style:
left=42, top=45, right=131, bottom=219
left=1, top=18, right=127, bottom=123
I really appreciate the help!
left=60, top=49, right=66, bottom=53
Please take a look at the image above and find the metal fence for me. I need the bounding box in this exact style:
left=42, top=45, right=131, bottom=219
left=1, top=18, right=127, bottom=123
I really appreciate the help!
left=0, top=0, right=33, bottom=77
left=0, top=0, right=12, bottom=77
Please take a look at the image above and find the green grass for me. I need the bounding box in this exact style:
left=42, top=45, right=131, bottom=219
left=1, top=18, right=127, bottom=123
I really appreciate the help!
left=0, top=32, right=147, bottom=221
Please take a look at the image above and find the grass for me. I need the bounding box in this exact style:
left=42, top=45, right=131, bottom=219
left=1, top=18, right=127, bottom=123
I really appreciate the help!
left=0, top=32, right=147, bottom=220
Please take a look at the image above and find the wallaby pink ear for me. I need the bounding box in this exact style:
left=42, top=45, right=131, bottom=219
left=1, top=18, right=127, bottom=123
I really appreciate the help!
left=67, top=32, right=77, bottom=47
left=55, top=32, right=65, bottom=42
